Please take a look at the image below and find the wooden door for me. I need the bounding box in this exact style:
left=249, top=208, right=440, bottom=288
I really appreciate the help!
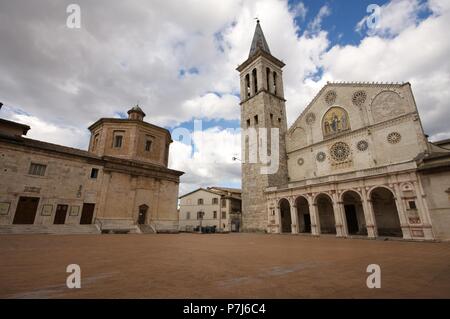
left=54, top=204, right=68, bottom=224
left=13, top=197, right=40, bottom=224
left=80, top=203, right=95, bottom=224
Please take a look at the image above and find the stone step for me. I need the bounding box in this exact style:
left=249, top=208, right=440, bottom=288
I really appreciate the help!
left=0, top=224, right=101, bottom=235
left=138, top=224, right=157, bottom=234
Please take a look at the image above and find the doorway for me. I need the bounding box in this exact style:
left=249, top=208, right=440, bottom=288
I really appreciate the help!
left=80, top=203, right=95, bottom=224
left=279, top=198, right=291, bottom=233
left=13, top=196, right=39, bottom=224
left=303, top=214, right=311, bottom=233
left=344, top=205, right=359, bottom=234
left=138, top=205, right=148, bottom=225
left=296, top=196, right=311, bottom=233
left=54, top=204, right=68, bottom=224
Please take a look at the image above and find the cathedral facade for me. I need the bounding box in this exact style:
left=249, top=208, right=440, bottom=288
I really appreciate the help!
left=238, top=22, right=450, bottom=241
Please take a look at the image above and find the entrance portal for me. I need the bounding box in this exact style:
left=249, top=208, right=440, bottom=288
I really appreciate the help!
left=13, top=196, right=39, bottom=224
left=54, top=204, right=68, bottom=224
left=138, top=205, right=148, bottom=225
left=80, top=203, right=95, bottom=224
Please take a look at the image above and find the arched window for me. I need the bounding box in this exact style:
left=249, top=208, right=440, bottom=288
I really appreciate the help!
left=273, top=71, right=277, bottom=95
left=266, top=67, right=271, bottom=91
left=245, top=74, right=250, bottom=98
left=322, top=106, right=351, bottom=137
left=252, top=68, right=258, bottom=95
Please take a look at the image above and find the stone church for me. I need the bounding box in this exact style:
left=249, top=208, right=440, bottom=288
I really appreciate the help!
left=238, top=21, right=450, bottom=241
left=0, top=105, right=183, bottom=234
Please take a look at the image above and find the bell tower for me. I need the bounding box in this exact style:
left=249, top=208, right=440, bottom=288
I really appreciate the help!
left=237, top=20, right=289, bottom=232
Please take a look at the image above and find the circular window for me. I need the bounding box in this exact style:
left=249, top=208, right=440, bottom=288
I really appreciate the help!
left=387, top=132, right=402, bottom=144
left=330, top=142, right=351, bottom=162
left=305, top=113, right=316, bottom=125
left=352, top=90, right=367, bottom=106
left=324, top=90, right=337, bottom=105
left=357, top=140, right=369, bottom=151
left=316, top=151, right=326, bottom=162
left=297, top=158, right=304, bottom=166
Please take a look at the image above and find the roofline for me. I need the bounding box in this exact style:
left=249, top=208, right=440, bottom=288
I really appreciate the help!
left=179, top=187, right=223, bottom=199
left=0, top=133, right=184, bottom=178
left=0, top=118, right=31, bottom=135
left=88, top=118, right=172, bottom=140
left=236, top=49, right=285, bottom=72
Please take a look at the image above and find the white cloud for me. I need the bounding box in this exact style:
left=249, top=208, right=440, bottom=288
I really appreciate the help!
left=322, top=0, right=450, bottom=140
left=307, top=5, right=331, bottom=35
left=169, top=126, right=241, bottom=195
left=1, top=0, right=450, bottom=193
left=290, top=1, right=308, bottom=21
left=355, top=0, right=427, bottom=37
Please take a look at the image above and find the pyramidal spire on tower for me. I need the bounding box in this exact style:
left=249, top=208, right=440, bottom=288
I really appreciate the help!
left=248, top=20, right=271, bottom=57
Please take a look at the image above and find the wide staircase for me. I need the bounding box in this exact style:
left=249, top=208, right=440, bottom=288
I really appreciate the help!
left=0, top=224, right=101, bottom=235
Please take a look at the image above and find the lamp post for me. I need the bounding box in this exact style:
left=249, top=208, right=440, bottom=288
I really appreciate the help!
left=198, top=211, right=204, bottom=233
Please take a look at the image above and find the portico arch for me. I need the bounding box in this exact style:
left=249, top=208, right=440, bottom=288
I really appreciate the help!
left=341, top=190, right=367, bottom=236
left=315, top=193, right=336, bottom=234
left=295, top=196, right=311, bottom=233
left=278, top=198, right=291, bottom=233
left=370, top=187, right=402, bottom=237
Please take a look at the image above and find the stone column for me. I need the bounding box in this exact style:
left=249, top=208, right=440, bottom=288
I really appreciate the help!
left=393, top=183, right=412, bottom=240
left=361, top=188, right=377, bottom=238
left=309, top=201, right=320, bottom=236
left=336, top=201, right=348, bottom=237
left=276, top=205, right=282, bottom=234
left=413, top=180, right=434, bottom=240
left=290, top=203, right=299, bottom=234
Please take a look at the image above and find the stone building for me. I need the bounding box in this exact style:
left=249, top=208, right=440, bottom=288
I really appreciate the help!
left=0, top=105, right=183, bottom=234
left=238, top=21, right=450, bottom=240
left=178, top=187, right=242, bottom=232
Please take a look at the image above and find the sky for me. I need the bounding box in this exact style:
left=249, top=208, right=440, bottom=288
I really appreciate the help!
left=0, top=0, right=449, bottom=196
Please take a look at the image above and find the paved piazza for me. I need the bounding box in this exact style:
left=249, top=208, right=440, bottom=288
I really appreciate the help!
left=1, top=233, right=449, bottom=298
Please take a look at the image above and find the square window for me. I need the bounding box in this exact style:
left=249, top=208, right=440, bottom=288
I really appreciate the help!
left=221, top=211, right=226, bottom=219
left=212, top=198, right=218, bottom=205
left=90, top=168, right=99, bottom=179
left=28, top=163, right=46, bottom=176
left=114, top=135, right=123, bottom=148
left=198, top=199, right=203, bottom=205
left=408, top=201, right=417, bottom=210
left=145, top=140, right=152, bottom=152
left=213, top=211, right=217, bottom=219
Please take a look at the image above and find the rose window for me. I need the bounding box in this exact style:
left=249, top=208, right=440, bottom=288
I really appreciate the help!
left=387, top=132, right=402, bottom=144
left=330, top=142, right=350, bottom=162
left=352, top=90, right=367, bottom=106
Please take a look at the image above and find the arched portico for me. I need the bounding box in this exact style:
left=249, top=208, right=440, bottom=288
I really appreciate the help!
left=278, top=198, right=292, bottom=233
left=314, top=193, right=336, bottom=234
left=370, top=187, right=402, bottom=237
left=295, top=196, right=311, bottom=233
left=341, top=190, right=367, bottom=236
